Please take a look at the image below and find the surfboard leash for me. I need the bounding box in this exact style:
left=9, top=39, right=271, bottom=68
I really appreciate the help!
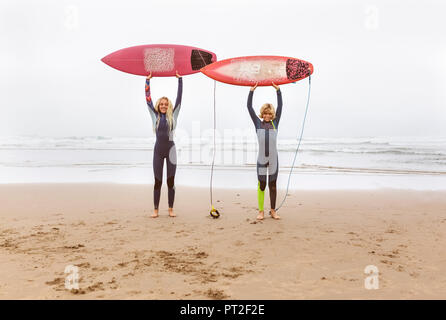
left=275, top=74, right=312, bottom=212
left=209, top=80, right=220, bottom=218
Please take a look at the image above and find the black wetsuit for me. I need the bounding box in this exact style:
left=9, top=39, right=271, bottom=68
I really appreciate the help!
left=145, top=78, right=183, bottom=209
left=247, top=89, right=283, bottom=209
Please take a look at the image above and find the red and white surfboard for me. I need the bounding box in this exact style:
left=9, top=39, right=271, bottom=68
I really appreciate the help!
left=101, top=44, right=217, bottom=77
left=200, top=56, right=314, bottom=86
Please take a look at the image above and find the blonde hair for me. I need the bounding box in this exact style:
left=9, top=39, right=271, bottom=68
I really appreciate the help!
left=259, top=103, right=276, bottom=120
left=154, top=96, right=174, bottom=131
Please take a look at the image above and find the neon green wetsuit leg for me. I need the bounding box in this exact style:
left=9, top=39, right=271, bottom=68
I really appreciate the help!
left=257, top=182, right=265, bottom=211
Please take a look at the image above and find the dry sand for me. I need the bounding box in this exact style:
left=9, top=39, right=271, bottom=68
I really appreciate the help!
left=0, top=183, right=445, bottom=299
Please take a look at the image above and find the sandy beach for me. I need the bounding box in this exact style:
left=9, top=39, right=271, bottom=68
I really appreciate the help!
left=0, top=183, right=445, bottom=299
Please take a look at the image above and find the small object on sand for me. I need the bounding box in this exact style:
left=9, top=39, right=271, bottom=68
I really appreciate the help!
left=210, top=206, right=220, bottom=219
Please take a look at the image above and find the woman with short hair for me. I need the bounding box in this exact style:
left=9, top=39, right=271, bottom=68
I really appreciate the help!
left=247, top=82, right=282, bottom=220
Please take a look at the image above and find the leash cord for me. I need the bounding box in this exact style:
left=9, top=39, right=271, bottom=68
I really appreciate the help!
left=210, top=80, right=217, bottom=206
left=276, top=75, right=312, bottom=212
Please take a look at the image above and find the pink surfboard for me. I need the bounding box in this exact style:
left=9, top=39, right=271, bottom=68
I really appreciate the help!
left=101, top=44, right=217, bottom=77
left=200, top=56, right=314, bottom=86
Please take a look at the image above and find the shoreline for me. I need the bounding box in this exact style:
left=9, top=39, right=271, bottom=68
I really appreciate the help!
left=1, top=180, right=446, bottom=192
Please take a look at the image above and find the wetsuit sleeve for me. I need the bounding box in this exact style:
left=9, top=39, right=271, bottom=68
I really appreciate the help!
left=173, top=77, right=183, bottom=112
left=274, top=89, right=283, bottom=127
left=247, top=90, right=260, bottom=128
left=145, top=78, right=157, bottom=115
left=145, top=78, right=158, bottom=132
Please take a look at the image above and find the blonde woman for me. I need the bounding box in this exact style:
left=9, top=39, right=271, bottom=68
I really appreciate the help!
left=145, top=71, right=182, bottom=218
left=247, top=82, right=282, bottom=220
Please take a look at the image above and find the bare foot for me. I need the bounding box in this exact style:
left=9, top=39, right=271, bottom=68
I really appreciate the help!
left=256, top=210, right=264, bottom=220
left=151, top=209, right=159, bottom=218
left=168, top=208, right=176, bottom=217
left=270, top=209, right=281, bottom=220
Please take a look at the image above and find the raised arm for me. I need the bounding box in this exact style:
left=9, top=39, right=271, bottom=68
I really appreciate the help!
left=274, top=89, right=283, bottom=126
left=272, top=82, right=282, bottom=127
left=173, top=76, right=183, bottom=112
left=145, top=76, right=157, bottom=115
left=247, top=84, right=260, bottom=128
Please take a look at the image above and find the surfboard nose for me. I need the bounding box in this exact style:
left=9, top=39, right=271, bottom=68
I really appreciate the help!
left=199, top=53, right=217, bottom=73
left=101, top=55, right=111, bottom=66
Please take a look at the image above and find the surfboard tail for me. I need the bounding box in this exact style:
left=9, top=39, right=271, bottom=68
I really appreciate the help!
left=286, top=59, right=313, bottom=81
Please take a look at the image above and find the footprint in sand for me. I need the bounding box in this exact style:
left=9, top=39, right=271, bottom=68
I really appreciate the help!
left=75, top=262, right=91, bottom=268
left=63, top=244, right=85, bottom=250
left=92, top=266, right=109, bottom=272
left=123, top=272, right=135, bottom=278
left=205, top=288, right=229, bottom=300
left=70, top=289, right=86, bottom=295
left=195, top=252, right=208, bottom=259
left=233, top=240, right=244, bottom=247
left=380, top=252, right=398, bottom=259
left=71, top=221, right=86, bottom=227
left=127, top=290, right=141, bottom=295
left=85, top=282, right=105, bottom=293
left=45, top=277, right=64, bottom=286
left=108, top=278, right=118, bottom=289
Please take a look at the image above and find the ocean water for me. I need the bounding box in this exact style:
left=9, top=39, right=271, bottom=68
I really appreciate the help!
left=0, top=136, right=445, bottom=190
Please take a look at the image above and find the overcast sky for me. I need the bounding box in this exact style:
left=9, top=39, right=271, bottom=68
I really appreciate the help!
left=1, top=0, right=445, bottom=139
